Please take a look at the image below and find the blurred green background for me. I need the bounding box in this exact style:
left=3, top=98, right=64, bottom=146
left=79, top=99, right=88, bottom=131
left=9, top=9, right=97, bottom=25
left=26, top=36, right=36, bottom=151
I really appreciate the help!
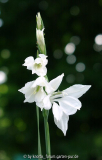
left=0, top=0, right=102, bottom=160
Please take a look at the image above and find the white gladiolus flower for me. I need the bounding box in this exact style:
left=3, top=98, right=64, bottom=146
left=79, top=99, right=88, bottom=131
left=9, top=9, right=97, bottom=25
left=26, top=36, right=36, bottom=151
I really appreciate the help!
left=23, top=54, right=48, bottom=76
left=36, top=12, right=41, bottom=29
left=37, top=73, right=91, bottom=135
left=18, top=77, right=49, bottom=106
left=36, top=29, right=45, bottom=53
left=36, top=73, right=64, bottom=110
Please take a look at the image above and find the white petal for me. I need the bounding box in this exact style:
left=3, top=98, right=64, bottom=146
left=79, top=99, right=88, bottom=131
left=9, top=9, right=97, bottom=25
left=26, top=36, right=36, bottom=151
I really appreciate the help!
left=63, top=85, right=91, bottom=98
left=32, top=77, right=47, bottom=88
left=54, top=113, right=69, bottom=136
left=36, top=101, right=44, bottom=111
left=45, top=83, right=54, bottom=94
left=18, top=80, right=46, bottom=103
left=32, top=55, right=47, bottom=76
left=18, top=81, right=34, bottom=94
left=46, top=73, right=64, bottom=94
left=58, top=96, right=81, bottom=115
left=39, top=54, right=48, bottom=66
left=18, top=80, right=47, bottom=104
left=59, top=101, right=77, bottom=115
left=24, top=92, right=35, bottom=103
left=52, top=102, right=63, bottom=121
left=18, top=81, right=36, bottom=103
left=23, top=56, right=34, bottom=70
left=31, top=77, right=53, bottom=94
left=43, top=95, right=52, bottom=110
left=32, top=68, right=36, bottom=74
left=34, top=87, right=46, bottom=102
left=34, top=57, right=42, bottom=64
left=35, top=66, right=47, bottom=76
left=39, top=54, right=47, bottom=59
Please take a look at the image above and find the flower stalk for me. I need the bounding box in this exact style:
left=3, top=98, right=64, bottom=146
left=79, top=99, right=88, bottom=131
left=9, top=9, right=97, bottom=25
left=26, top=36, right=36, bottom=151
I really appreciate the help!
left=43, top=109, right=51, bottom=160
left=36, top=12, right=51, bottom=159
left=36, top=106, right=42, bottom=160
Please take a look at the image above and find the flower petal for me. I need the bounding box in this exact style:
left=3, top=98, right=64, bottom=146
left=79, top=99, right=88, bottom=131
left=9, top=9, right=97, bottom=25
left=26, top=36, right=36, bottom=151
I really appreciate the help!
left=52, top=102, right=63, bottom=121
left=63, top=85, right=91, bottom=99
left=46, top=73, right=64, bottom=94
left=36, top=101, right=44, bottom=111
left=18, top=81, right=36, bottom=103
left=39, top=54, right=47, bottom=58
left=18, top=80, right=46, bottom=103
left=58, top=96, right=81, bottom=115
left=34, top=66, right=47, bottom=76
left=23, top=56, right=34, bottom=70
left=39, top=54, right=48, bottom=66
left=32, top=77, right=47, bottom=88
left=34, top=57, right=42, bottom=64
left=54, top=113, right=69, bottom=136
left=43, top=95, right=52, bottom=110
left=34, top=87, right=46, bottom=102
left=18, top=81, right=34, bottom=94
left=24, top=92, right=35, bottom=103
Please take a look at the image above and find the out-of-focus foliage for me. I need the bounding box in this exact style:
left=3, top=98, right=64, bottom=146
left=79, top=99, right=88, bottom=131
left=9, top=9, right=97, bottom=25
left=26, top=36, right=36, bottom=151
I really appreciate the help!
left=0, top=0, right=102, bottom=160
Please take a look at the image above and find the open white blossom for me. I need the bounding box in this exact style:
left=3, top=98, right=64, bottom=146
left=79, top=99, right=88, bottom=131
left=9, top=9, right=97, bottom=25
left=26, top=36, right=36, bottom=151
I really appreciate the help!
left=37, top=73, right=91, bottom=135
left=23, top=54, right=48, bottom=76
left=36, top=73, right=64, bottom=109
left=36, top=29, right=45, bottom=53
left=18, top=76, right=49, bottom=104
left=36, top=12, right=42, bottom=29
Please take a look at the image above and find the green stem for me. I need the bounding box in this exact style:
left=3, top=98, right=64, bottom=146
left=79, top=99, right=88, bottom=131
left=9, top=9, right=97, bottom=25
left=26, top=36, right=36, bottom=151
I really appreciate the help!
left=36, top=106, right=42, bottom=160
left=43, top=109, right=51, bottom=160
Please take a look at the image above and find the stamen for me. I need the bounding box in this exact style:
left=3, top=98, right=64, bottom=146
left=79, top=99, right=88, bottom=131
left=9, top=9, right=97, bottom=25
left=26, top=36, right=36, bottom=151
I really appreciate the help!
left=50, top=92, right=64, bottom=102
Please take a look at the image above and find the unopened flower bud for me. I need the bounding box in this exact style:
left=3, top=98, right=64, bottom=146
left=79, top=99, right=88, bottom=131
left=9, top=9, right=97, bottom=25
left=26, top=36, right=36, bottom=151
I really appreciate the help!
left=36, top=12, right=41, bottom=29
left=36, top=29, right=45, bottom=54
